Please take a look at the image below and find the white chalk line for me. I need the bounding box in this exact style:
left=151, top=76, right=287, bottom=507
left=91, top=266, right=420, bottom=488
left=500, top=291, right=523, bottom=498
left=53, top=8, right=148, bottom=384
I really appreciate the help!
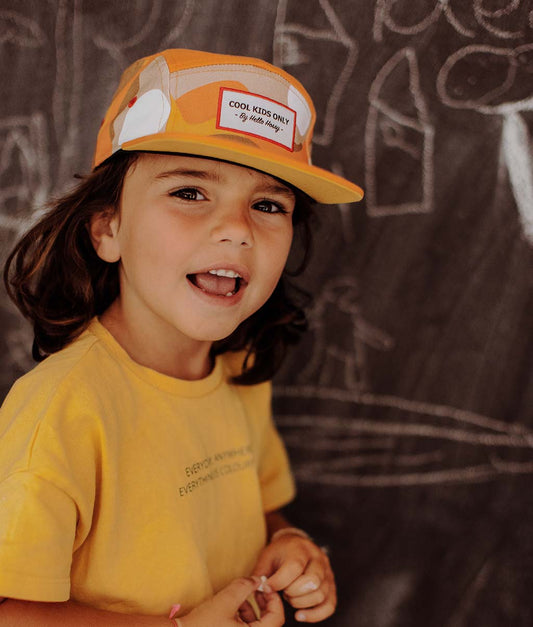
left=474, top=0, right=524, bottom=39
left=297, top=450, right=447, bottom=472
left=374, top=0, right=476, bottom=42
left=274, top=0, right=357, bottom=146
left=292, top=462, right=533, bottom=487
left=281, top=433, right=396, bottom=451
left=365, top=48, right=434, bottom=216
left=275, top=386, right=532, bottom=436
left=0, top=9, right=47, bottom=47
left=276, top=414, right=533, bottom=448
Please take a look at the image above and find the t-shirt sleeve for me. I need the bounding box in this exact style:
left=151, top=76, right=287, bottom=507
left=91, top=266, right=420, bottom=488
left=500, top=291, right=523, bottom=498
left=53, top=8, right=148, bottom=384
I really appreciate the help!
left=258, top=414, right=296, bottom=512
left=0, top=370, right=98, bottom=603
left=0, top=471, right=76, bottom=601
left=252, top=381, right=295, bottom=512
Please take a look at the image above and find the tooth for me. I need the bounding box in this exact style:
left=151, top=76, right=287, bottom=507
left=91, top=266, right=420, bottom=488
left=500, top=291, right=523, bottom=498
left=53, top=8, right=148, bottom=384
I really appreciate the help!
left=225, top=292, right=234, bottom=297
left=207, top=269, right=241, bottom=278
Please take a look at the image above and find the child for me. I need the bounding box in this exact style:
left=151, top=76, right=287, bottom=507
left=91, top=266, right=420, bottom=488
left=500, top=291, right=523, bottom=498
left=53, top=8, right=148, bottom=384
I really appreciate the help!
left=0, top=49, right=363, bottom=625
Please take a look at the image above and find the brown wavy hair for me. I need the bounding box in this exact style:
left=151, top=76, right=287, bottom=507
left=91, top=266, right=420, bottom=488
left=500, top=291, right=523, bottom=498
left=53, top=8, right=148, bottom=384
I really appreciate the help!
left=4, top=151, right=314, bottom=385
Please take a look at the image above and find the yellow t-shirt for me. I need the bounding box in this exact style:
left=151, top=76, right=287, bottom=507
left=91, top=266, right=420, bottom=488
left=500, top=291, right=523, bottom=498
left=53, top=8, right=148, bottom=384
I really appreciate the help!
left=0, top=319, right=295, bottom=615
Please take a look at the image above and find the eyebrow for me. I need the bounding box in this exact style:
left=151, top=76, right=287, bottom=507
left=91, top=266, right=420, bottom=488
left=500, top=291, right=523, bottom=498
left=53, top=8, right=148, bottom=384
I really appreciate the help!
left=154, top=168, right=220, bottom=182
left=255, top=183, right=295, bottom=201
left=154, top=167, right=295, bottom=200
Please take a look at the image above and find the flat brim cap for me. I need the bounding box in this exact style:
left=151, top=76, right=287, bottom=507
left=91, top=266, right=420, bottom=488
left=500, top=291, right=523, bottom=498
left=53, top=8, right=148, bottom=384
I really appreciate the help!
left=93, top=48, right=363, bottom=204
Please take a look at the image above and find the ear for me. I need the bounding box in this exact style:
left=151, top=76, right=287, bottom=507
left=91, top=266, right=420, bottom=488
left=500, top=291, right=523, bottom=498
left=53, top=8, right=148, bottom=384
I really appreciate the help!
left=88, top=209, right=121, bottom=263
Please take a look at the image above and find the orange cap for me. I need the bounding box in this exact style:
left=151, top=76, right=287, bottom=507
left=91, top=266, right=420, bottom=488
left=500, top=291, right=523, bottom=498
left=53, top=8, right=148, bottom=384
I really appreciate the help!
left=93, top=48, right=363, bottom=204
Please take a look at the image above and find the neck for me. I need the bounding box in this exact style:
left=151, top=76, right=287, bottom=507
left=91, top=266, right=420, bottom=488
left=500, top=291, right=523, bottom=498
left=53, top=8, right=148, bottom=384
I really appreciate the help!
left=99, top=301, right=214, bottom=381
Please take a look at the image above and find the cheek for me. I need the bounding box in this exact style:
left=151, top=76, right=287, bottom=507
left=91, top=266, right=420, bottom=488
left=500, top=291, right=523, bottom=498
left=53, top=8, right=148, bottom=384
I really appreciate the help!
left=118, top=217, right=184, bottom=269
left=277, top=228, right=294, bottom=267
left=262, top=231, right=293, bottom=286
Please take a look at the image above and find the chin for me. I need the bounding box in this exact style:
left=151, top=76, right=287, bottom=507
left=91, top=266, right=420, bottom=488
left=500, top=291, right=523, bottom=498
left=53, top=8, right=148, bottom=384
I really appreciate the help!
left=189, top=324, right=242, bottom=343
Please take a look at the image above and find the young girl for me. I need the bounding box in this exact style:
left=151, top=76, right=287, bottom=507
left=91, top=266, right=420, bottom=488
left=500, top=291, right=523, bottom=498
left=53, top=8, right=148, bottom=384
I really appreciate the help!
left=0, top=49, right=363, bottom=626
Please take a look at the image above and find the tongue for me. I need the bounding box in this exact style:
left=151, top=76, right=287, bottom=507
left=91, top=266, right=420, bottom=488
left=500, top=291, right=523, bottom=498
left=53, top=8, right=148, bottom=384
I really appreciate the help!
left=192, top=273, right=236, bottom=296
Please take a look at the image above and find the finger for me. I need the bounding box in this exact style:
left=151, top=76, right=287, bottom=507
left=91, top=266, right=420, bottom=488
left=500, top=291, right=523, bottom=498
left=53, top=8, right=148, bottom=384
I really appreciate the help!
left=239, top=599, right=258, bottom=623
left=267, top=557, right=309, bottom=592
left=253, top=590, right=285, bottom=627
left=293, top=583, right=337, bottom=624
left=284, top=568, right=331, bottom=610
left=256, top=591, right=268, bottom=612
left=251, top=552, right=277, bottom=580
left=284, top=584, right=327, bottom=609
left=214, top=577, right=264, bottom=613
left=282, top=556, right=327, bottom=598
left=239, top=593, right=282, bottom=625
left=294, top=598, right=336, bottom=624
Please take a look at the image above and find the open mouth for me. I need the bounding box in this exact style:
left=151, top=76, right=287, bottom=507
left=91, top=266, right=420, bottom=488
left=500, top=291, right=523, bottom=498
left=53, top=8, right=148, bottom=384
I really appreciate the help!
left=187, top=269, right=246, bottom=297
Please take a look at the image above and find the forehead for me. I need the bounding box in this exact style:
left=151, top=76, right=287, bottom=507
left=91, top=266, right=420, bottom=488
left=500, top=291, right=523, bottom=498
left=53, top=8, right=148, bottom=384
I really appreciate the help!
left=127, top=152, right=295, bottom=194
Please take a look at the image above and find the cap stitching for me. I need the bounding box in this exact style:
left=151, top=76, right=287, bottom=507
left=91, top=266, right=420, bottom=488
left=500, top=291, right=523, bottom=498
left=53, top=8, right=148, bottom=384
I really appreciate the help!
left=175, top=63, right=301, bottom=93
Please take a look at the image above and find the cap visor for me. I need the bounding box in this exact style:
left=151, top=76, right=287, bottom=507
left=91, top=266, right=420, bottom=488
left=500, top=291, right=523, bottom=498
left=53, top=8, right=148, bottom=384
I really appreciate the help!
left=121, top=134, right=364, bottom=204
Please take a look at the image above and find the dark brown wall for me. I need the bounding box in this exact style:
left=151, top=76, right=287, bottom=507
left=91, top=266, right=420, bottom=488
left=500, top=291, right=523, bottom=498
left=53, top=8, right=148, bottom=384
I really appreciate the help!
left=1, top=2, right=533, bottom=625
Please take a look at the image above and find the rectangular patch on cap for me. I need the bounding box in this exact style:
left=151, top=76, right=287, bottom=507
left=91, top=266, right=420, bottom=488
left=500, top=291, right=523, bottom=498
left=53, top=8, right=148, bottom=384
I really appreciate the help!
left=217, top=88, right=296, bottom=151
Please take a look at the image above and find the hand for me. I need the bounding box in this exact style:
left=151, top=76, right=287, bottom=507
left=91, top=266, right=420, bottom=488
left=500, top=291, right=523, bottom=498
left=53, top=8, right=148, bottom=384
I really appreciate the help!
left=252, top=534, right=336, bottom=623
left=178, top=576, right=284, bottom=627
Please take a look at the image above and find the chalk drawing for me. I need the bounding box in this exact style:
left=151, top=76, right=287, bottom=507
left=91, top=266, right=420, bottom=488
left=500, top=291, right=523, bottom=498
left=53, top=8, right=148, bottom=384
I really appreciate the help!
left=0, top=119, right=49, bottom=377
left=274, top=0, right=358, bottom=146
left=374, top=0, right=529, bottom=42
left=446, top=560, right=495, bottom=627
left=373, top=0, right=475, bottom=42
left=0, top=10, right=47, bottom=47
left=93, top=2, right=161, bottom=66
left=0, top=9, right=50, bottom=224
left=0, top=8, right=54, bottom=377
left=299, top=276, right=394, bottom=393
left=275, top=386, right=533, bottom=487
left=92, top=0, right=194, bottom=67
left=331, top=162, right=358, bottom=243
left=437, top=43, right=533, bottom=244
left=473, top=0, right=525, bottom=39
left=159, top=0, right=195, bottom=48
left=365, top=48, right=435, bottom=216
left=52, top=0, right=84, bottom=189
left=0, top=115, right=50, bottom=235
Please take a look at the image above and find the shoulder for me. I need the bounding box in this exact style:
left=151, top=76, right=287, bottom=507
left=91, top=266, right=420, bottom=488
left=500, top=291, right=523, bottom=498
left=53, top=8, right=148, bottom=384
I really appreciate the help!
left=0, top=321, right=120, bottom=444
left=0, top=324, right=112, bottom=482
left=4, top=324, right=105, bottom=403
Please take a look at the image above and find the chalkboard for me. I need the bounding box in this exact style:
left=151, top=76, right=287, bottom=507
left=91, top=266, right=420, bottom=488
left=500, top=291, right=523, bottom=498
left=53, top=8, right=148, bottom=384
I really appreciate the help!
left=1, top=1, right=533, bottom=625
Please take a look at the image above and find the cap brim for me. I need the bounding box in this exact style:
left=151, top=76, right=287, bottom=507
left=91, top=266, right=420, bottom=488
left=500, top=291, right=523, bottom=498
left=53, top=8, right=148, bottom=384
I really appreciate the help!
left=121, top=134, right=364, bottom=204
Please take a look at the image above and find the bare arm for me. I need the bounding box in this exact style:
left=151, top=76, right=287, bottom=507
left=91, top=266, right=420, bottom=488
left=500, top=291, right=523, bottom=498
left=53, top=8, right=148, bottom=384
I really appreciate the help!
left=0, top=599, right=169, bottom=626
left=264, top=510, right=293, bottom=540
left=0, top=577, right=285, bottom=627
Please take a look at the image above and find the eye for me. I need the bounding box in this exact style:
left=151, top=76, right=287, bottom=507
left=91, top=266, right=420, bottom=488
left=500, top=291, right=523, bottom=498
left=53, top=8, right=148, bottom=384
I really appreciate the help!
left=171, top=187, right=206, bottom=201
left=252, top=199, right=289, bottom=214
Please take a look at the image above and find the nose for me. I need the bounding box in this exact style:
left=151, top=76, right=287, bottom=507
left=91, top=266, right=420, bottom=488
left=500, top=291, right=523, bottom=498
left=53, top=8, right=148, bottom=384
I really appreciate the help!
left=211, top=204, right=254, bottom=248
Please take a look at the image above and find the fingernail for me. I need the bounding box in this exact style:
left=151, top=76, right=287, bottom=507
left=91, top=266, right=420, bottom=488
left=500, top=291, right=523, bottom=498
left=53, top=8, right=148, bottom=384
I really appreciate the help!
left=296, top=611, right=307, bottom=622
left=257, top=575, right=269, bottom=592
left=302, top=581, right=318, bottom=592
